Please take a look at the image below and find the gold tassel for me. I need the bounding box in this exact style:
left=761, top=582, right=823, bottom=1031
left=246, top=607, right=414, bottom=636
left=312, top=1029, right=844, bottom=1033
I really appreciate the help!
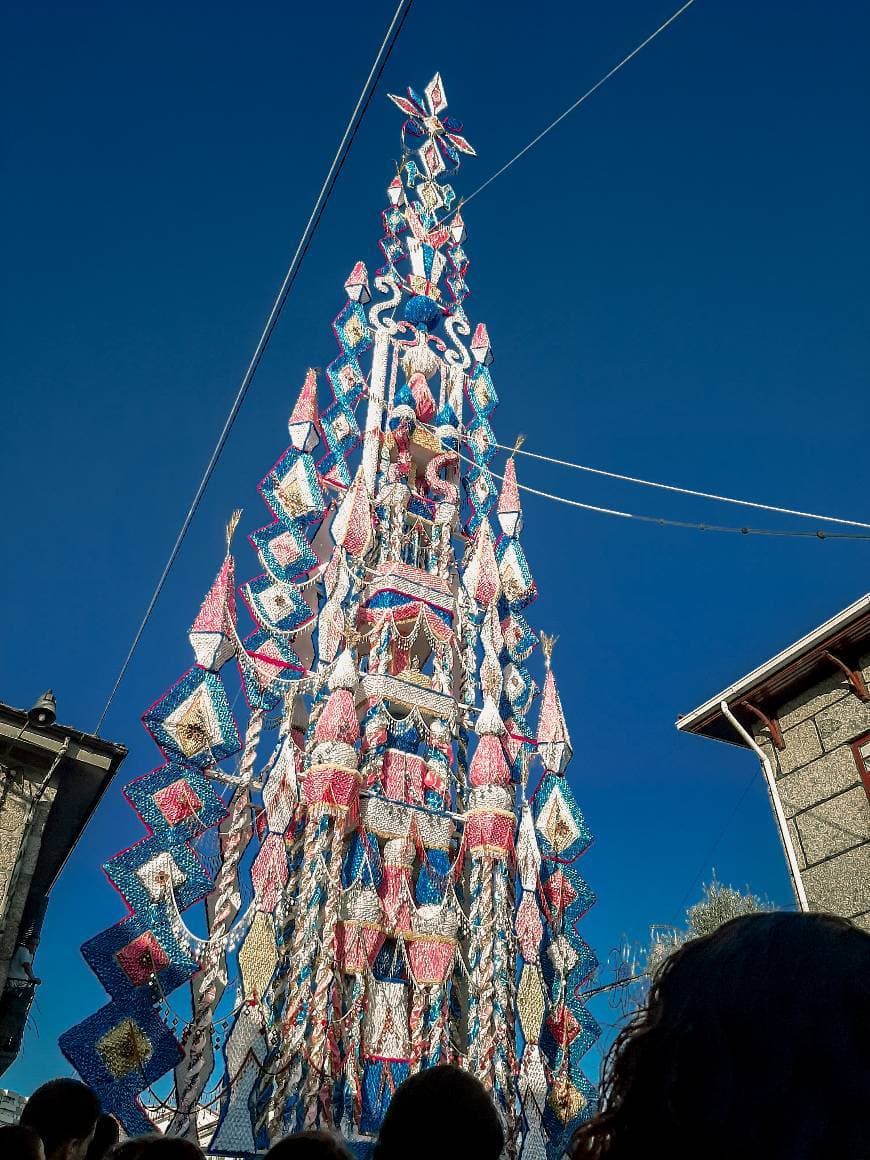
left=540, top=632, right=558, bottom=669
left=226, top=509, right=243, bottom=552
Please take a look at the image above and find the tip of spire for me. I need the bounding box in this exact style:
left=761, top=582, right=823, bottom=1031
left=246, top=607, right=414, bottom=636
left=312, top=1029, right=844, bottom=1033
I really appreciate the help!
left=387, top=175, right=405, bottom=207
left=470, top=323, right=493, bottom=366
left=188, top=553, right=238, bottom=671
left=288, top=370, right=320, bottom=452
left=536, top=662, right=573, bottom=775
left=449, top=210, right=467, bottom=246
left=344, top=261, right=371, bottom=304
left=497, top=457, right=523, bottom=538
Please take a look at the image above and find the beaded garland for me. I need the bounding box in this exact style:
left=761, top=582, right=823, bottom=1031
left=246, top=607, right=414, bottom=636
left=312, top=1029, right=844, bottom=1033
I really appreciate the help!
left=61, top=74, right=599, bottom=1158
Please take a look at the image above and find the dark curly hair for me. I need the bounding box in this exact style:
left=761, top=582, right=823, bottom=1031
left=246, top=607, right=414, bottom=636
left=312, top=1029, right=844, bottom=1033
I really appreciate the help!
left=572, top=912, right=870, bottom=1160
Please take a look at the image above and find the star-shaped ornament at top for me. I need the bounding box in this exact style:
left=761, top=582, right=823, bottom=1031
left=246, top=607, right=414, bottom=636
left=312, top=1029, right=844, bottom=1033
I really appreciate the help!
left=388, top=72, right=476, bottom=177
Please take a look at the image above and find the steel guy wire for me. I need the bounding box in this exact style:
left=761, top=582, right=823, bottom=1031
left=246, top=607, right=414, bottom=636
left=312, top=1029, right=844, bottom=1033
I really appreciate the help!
left=93, top=0, right=416, bottom=734
left=455, top=449, right=870, bottom=540
left=491, top=439, right=870, bottom=532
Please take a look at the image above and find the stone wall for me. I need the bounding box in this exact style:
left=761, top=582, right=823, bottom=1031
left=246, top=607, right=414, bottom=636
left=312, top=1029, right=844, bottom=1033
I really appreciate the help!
left=755, top=652, right=870, bottom=928
left=0, top=762, right=59, bottom=993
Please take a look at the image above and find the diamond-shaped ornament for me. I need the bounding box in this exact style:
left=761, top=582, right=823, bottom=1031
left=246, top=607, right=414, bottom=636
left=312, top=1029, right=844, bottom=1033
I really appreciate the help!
left=249, top=521, right=318, bottom=585
left=334, top=300, right=371, bottom=354
left=238, top=911, right=278, bottom=1000
left=548, top=1076, right=586, bottom=1124
left=260, top=449, right=325, bottom=528
left=96, top=1019, right=155, bottom=1080
left=419, top=137, right=446, bottom=178
left=546, top=934, right=579, bottom=976
left=135, top=850, right=187, bottom=902
left=467, top=364, right=498, bottom=416
left=425, top=71, right=448, bottom=116
left=261, top=739, right=299, bottom=834
left=467, top=417, right=495, bottom=463
left=143, top=668, right=240, bottom=768
left=498, top=540, right=536, bottom=610
left=446, top=271, right=469, bottom=304
left=536, top=784, right=582, bottom=855
left=546, top=1001, right=581, bottom=1048
left=517, top=962, right=546, bottom=1043
left=542, top=869, right=578, bottom=913
left=515, top=804, right=542, bottom=894
left=242, top=575, right=314, bottom=635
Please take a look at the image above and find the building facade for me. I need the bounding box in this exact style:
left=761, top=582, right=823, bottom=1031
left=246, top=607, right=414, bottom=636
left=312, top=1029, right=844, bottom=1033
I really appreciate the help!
left=0, top=697, right=127, bottom=1074
left=0, top=1087, right=26, bottom=1126
left=677, top=594, right=870, bottom=927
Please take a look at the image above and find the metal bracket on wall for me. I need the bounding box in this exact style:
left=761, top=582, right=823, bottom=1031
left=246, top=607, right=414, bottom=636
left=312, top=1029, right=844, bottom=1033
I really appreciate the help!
left=740, top=701, right=785, bottom=750
left=822, top=650, right=870, bottom=702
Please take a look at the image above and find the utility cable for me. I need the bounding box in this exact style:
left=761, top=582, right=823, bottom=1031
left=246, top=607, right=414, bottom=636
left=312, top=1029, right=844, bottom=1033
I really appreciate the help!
left=670, top=767, right=760, bottom=925
left=460, top=0, right=698, bottom=211
left=92, top=0, right=415, bottom=735
left=456, top=449, right=870, bottom=540
left=492, top=440, right=870, bottom=532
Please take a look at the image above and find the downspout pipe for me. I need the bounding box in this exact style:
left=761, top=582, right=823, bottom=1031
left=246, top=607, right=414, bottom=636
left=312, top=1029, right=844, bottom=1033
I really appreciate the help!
left=719, top=700, right=809, bottom=913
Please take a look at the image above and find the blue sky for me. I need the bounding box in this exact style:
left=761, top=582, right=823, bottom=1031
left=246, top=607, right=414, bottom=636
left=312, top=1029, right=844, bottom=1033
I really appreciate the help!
left=2, top=0, right=868, bottom=1094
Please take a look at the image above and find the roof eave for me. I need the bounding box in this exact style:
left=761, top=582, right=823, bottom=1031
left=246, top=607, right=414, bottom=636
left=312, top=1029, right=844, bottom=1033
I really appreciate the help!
left=676, top=592, right=870, bottom=747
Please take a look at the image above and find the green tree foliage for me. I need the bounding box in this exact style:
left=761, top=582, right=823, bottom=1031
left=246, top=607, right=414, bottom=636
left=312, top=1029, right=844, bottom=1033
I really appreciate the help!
left=646, top=878, right=769, bottom=977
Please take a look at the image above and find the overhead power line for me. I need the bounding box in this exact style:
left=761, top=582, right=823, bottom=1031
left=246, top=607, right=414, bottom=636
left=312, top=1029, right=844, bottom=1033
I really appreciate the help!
left=456, top=450, right=870, bottom=541
left=492, top=440, right=870, bottom=533
left=93, top=0, right=416, bottom=735
left=460, top=0, right=698, bottom=210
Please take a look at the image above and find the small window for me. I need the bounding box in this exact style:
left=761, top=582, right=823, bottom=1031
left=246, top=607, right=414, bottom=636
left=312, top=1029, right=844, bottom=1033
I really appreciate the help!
left=851, top=732, right=870, bottom=799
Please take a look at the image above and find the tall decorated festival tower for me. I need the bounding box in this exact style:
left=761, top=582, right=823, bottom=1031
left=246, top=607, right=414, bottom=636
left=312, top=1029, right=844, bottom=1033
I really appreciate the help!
left=62, top=77, right=600, bottom=1158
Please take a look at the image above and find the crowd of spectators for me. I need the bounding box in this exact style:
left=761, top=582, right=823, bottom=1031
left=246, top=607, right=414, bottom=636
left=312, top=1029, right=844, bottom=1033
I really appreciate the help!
left=1, top=912, right=866, bottom=1159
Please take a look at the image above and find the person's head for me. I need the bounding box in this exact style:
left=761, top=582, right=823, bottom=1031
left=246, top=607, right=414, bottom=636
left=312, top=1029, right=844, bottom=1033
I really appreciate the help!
left=110, top=1141, right=204, bottom=1160
left=21, top=1079, right=101, bottom=1160
left=84, top=1115, right=120, bottom=1160
left=0, top=1124, right=45, bottom=1160
left=264, top=1130, right=353, bottom=1160
left=374, top=1064, right=504, bottom=1160
left=572, top=911, right=870, bottom=1160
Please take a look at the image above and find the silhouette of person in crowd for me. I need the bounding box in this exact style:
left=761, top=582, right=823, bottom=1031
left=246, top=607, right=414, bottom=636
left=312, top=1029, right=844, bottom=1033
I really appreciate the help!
left=20, top=1078, right=101, bottom=1160
left=264, top=1129, right=354, bottom=1159
left=374, top=1063, right=505, bottom=1160
left=84, top=1115, right=120, bottom=1160
left=109, top=1139, right=203, bottom=1160
left=572, top=912, right=870, bottom=1160
left=0, top=1123, right=46, bottom=1160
